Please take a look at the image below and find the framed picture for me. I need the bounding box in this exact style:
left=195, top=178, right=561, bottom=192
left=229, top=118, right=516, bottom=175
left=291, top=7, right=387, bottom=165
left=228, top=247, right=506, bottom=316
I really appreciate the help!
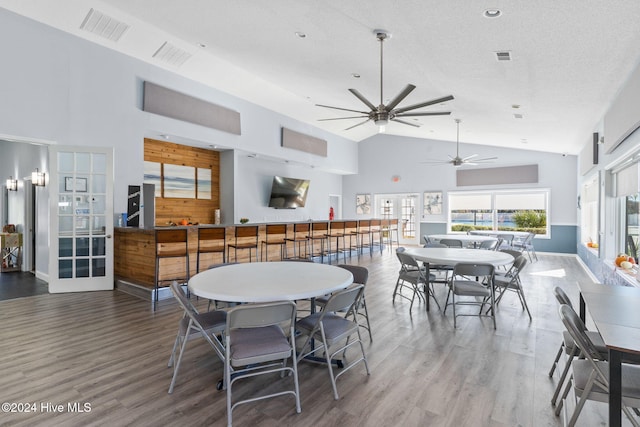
left=164, top=164, right=196, bottom=198
left=423, top=191, right=443, bottom=215
left=65, top=177, right=87, bottom=192
left=356, top=194, right=371, bottom=215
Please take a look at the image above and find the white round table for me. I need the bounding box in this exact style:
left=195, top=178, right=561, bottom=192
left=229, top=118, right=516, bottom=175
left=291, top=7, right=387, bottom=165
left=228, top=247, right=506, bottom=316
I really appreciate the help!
left=403, top=247, right=514, bottom=267
left=427, top=234, right=498, bottom=244
left=188, top=262, right=354, bottom=303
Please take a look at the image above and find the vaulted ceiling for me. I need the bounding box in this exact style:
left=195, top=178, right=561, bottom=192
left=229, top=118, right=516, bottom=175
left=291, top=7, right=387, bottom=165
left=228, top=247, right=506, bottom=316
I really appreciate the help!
left=4, top=0, right=640, bottom=154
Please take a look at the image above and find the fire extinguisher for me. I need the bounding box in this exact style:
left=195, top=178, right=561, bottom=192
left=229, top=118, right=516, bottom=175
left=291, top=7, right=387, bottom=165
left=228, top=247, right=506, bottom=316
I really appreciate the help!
left=329, top=207, right=334, bottom=221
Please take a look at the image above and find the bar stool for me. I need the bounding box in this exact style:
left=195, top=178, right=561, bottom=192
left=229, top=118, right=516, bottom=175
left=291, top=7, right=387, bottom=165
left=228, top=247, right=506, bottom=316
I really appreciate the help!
left=309, top=221, right=329, bottom=263
left=369, top=219, right=384, bottom=255
left=260, top=223, right=288, bottom=261
left=155, top=229, right=189, bottom=310
left=353, top=219, right=371, bottom=257
left=387, top=219, right=400, bottom=252
left=326, top=220, right=347, bottom=264
left=227, top=225, right=259, bottom=262
left=284, top=222, right=311, bottom=260
left=344, top=220, right=358, bottom=258
left=196, top=227, right=226, bottom=273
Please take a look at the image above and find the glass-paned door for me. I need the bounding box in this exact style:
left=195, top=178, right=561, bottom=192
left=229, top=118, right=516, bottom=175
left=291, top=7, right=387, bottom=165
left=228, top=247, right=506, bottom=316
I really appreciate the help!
left=49, top=146, right=113, bottom=292
left=375, top=193, right=419, bottom=246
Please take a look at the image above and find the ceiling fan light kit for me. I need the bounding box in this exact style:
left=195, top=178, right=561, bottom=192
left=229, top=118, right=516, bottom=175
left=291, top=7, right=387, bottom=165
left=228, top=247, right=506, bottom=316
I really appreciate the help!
left=317, top=29, right=454, bottom=131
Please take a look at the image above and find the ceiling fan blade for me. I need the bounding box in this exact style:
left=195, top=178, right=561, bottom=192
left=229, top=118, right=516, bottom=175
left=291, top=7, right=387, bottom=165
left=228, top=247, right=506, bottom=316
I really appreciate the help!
left=316, top=104, right=369, bottom=114
left=473, top=157, right=498, bottom=162
left=391, top=118, right=420, bottom=128
left=348, top=89, right=377, bottom=111
left=395, top=111, right=451, bottom=117
left=462, top=154, right=479, bottom=161
left=344, top=118, right=372, bottom=131
left=393, top=95, right=455, bottom=114
left=385, top=84, right=416, bottom=111
left=318, top=115, right=369, bottom=122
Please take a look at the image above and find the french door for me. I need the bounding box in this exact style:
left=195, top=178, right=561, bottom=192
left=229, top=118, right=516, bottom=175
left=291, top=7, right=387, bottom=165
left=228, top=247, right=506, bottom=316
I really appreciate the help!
left=375, top=193, right=419, bottom=246
left=48, top=146, right=114, bottom=292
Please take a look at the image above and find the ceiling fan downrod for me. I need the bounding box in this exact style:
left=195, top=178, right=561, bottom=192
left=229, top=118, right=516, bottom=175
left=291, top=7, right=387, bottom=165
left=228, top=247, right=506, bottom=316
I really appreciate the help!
left=376, top=30, right=390, bottom=108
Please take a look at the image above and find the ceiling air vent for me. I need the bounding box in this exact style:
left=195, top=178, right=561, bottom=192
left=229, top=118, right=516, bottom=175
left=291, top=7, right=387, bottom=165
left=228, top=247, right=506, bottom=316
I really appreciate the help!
left=495, top=51, right=512, bottom=61
left=80, top=8, right=129, bottom=42
left=152, top=42, right=193, bottom=67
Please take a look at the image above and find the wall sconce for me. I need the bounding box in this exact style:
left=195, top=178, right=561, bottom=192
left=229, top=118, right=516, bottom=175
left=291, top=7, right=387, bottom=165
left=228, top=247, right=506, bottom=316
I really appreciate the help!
left=32, top=168, right=46, bottom=187
left=6, top=176, right=18, bottom=191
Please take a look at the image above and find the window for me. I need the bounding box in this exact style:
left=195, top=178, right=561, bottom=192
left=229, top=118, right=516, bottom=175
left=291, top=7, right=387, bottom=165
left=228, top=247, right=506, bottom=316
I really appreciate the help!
left=615, top=163, right=640, bottom=259
left=580, top=175, right=599, bottom=247
left=624, top=195, right=639, bottom=259
left=449, top=190, right=549, bottom=235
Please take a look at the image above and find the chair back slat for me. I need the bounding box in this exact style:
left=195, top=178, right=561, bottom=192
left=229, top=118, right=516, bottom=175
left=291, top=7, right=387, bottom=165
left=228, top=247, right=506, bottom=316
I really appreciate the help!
left=235, top=225, right=258, bottom=238
left=553, top=286, right=573, bottom=308
left=156, top=229, right=188, bottom=244
left=337, top=264, right=368, bottom=285
left=227, top=300, right=296, bottom=330
left=453, top=262, right=494, bottom=277
left=199, top=227, right=226, bottom=240
left=322, top=284, right=364, bottom=313
left=293, top=222, right=310, bottom=233
left=266, top=224, right=287, bottom=235
left=311, top=221, right=329, bottom=233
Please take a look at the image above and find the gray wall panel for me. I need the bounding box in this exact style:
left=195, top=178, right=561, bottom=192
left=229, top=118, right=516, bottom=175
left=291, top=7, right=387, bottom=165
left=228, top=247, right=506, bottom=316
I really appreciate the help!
left=457, top=164, right=538, bottom=186
left=143, top=81, right=241, bottom=135
left=281, top=127, right=327, bottom=157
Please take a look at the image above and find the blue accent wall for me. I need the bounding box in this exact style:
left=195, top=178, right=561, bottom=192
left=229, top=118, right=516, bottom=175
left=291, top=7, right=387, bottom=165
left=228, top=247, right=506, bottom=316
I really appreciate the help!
left=419, top=223, right=578, bottom=254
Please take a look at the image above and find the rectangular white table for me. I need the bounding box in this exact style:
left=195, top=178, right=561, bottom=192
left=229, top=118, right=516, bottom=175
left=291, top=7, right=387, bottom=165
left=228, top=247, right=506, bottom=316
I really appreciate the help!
left=577, top=281, right=640, bottom=427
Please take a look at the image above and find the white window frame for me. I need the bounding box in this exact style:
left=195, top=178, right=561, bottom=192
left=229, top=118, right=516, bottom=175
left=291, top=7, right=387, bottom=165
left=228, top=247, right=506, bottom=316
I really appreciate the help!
left=448, top=189, right=550, bottom=237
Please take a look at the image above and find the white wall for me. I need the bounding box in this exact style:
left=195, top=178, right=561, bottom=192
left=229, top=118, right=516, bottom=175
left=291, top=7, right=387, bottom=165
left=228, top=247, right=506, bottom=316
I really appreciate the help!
left=0, top=8, right=358, bottom=277
left=343, top=133, right=578, bottom=226
left=234, top=153, right=341, bottom=224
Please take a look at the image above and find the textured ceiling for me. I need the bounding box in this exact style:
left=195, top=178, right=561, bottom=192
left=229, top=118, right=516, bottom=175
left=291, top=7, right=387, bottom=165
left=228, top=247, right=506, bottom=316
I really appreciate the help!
left=4, top=0, right=640, bottom=154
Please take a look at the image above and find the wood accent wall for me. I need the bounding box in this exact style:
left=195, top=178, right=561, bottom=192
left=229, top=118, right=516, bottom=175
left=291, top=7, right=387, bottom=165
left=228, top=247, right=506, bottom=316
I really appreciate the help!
left=144, top=138, right=220, bottom=225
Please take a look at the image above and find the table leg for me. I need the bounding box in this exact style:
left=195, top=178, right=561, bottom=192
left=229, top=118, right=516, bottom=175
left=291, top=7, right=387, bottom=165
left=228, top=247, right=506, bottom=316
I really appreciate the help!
left=609, top=348, right=622, bottom=427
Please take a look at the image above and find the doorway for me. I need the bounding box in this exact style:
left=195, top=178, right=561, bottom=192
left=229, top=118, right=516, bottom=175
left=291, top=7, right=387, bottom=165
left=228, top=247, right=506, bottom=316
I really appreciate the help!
left=374, top=193, right=420, bottom=245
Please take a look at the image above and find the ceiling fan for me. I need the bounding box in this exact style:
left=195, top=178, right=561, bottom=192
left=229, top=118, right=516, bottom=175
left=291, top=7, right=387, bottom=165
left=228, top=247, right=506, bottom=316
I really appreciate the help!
left=316, top=30, right=454, bottom=131
left=422, top=119, right=498, bottom=167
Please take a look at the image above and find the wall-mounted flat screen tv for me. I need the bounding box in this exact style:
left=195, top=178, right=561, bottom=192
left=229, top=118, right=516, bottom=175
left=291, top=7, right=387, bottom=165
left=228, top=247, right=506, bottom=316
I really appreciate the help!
left=268, top=176, right=310, bottom=208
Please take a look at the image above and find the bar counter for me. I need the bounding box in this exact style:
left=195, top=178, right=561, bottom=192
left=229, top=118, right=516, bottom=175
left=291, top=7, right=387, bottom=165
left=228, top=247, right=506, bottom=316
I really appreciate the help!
left=114, top=220, right=393, bottom=288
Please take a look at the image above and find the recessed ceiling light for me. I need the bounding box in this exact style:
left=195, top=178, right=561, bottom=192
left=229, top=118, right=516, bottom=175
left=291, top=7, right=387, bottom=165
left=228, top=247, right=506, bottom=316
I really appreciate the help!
left=197, top=42, right=206, bottom=48
left=484, top=9, right=502, bottom=18
left=512, top=104, right=521, bottom=109
left=160, top=134, right=170, bottom=139
left=352, top=73, right=361, bottom=78
left=514, top=113, right=523, bottom=119
left=295, top=31, right=306, bottom=38
left=521, top=139, right=528, bottom=144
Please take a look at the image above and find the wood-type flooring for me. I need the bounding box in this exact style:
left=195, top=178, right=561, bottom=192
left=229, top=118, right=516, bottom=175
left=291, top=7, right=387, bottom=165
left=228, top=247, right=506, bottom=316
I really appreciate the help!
left=0, top=250, right=629, bottom=426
